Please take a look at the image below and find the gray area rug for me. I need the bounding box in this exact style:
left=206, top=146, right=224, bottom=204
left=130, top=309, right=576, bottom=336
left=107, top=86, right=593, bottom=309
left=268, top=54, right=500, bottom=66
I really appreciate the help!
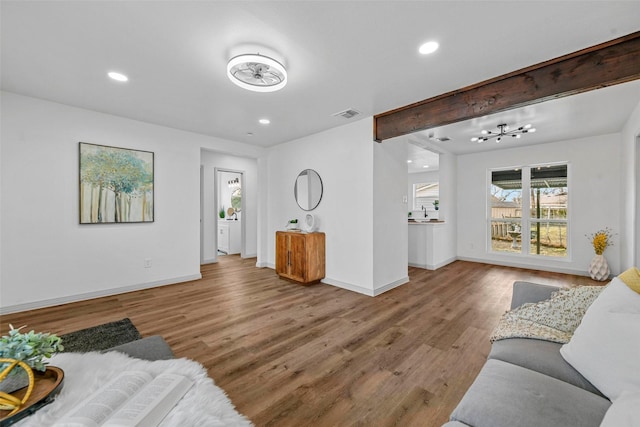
left=59, top=318, right=141, bottom=353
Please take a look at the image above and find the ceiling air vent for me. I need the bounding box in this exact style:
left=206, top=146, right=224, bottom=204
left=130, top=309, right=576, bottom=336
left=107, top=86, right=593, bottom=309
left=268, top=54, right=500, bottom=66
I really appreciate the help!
left=332, top=108, right=360, bottom=119
left=428, top=132, right=451, bottom=143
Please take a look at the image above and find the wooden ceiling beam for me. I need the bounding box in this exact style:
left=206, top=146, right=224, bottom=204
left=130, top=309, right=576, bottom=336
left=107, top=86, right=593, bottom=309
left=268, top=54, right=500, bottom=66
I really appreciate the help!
left=373, top=31, right=640, bottom=142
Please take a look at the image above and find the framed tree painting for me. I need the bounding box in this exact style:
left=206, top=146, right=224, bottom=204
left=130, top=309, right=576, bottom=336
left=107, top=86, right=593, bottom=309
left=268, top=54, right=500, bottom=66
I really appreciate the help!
left=79, top=142, right=154, bottom=224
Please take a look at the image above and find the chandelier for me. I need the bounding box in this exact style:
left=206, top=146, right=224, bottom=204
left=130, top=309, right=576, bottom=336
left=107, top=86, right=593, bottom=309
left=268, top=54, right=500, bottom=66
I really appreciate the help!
left=471, top=123, right=536, bottom=143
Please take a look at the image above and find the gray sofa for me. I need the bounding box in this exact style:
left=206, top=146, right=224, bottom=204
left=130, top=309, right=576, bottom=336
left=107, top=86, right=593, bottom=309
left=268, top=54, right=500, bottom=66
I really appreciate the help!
left=444, top=281, right=611, bottom=427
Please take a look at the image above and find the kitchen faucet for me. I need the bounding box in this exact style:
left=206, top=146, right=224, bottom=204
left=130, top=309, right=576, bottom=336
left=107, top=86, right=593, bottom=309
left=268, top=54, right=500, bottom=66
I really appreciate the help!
left=422, top=205, right=428, bottom=218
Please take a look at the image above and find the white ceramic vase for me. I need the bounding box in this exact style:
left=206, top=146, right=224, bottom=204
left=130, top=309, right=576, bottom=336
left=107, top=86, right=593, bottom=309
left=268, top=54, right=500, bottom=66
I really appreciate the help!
left=589, top=254, right=610, bottom=281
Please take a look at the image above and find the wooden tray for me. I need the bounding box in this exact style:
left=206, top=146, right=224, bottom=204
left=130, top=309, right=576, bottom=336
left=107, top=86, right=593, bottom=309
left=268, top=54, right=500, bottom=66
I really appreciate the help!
left=0, top=366, right=64, bottom=427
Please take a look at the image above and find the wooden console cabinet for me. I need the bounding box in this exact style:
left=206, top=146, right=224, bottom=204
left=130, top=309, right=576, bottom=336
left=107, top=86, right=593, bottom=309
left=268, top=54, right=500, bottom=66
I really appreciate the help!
left=276, top=231, right=325, bottom=284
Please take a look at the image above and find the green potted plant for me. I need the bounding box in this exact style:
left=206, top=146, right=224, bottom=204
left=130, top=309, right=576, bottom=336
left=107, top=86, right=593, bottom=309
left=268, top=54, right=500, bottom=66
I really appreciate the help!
left=218, top=206, right=226, bottom=219
left=0, top=325, right=64, bottom=392
left=433, top=200, right=439, bottom=210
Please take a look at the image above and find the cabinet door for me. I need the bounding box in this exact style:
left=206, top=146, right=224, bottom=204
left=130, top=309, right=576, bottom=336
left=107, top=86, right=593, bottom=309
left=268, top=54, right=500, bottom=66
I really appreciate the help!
left=288, top=233, right=307, bottom=281
left=305, top=232, right=325, bottom=282
left=275, top=232, right=288, bottom=275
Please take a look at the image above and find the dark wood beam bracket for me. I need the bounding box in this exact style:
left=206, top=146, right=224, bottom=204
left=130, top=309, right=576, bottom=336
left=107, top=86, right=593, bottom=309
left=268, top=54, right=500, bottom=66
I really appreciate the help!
left=374, top=31, right=640, bottom=142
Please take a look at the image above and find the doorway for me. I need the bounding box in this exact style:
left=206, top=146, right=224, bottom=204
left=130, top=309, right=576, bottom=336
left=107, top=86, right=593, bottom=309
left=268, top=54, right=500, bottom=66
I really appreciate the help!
left=200, top=149, right=258, bottom=265
left=216, top=170, right=243, bottom=257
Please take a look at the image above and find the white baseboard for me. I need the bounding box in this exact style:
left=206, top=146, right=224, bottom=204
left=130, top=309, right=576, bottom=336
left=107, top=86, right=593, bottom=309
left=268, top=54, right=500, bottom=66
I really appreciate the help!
left=321, top=276, right=409, bottom=297
left=257, top=261, right=275, bottom=268
left=0, top=274, right=202, bottom=315
left=409, top=256, right=457, bottom=271
left=408, top=262, right=431, bottom=269
left=258, top=264, right=410, bottom=297
left=456, top=256, right=590, bottom=277
left=373, top=276, right=410, bottom=296
left=321, top=277, right=376, bottom=296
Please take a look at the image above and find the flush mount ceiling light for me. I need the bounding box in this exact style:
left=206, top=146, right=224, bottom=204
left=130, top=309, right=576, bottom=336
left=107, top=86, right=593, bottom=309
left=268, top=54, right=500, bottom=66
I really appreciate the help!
left=471, top=123, right=536, bottom=143
left=227, top=53, right=287, bottom=93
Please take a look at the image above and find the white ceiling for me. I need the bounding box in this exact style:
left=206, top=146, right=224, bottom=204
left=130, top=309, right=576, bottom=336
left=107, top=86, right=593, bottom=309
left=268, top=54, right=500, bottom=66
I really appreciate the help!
left=2, top=1, right=639, bottom=155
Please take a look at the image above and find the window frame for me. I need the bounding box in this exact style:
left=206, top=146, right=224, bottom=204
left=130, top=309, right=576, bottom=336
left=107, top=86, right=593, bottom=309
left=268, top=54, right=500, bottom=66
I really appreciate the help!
left=413, top=181, right=439, bottom=211
left=487, top=162, right=571, bottom=260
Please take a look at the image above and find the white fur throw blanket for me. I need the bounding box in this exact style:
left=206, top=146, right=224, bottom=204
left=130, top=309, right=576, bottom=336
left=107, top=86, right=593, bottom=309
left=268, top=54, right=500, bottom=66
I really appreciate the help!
left=15, top=351, right=253, bottom=426
left=490, top=285, right=604, bottom=343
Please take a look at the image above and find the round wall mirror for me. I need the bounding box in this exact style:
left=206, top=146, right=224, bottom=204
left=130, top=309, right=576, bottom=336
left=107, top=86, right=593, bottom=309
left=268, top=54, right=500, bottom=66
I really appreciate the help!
left=294, top=169, right=323, bottom=211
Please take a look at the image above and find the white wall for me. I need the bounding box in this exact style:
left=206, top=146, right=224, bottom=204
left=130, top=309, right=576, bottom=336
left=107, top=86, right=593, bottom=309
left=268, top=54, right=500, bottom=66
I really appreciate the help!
left=435, top=151, right=457, bottom=267
left=0, top=92, right=263, bottom=312
left=200, top=151, right=258, bottom=263
left=373, top=139, right=409, bottom=292
left=457, top=133, right=622, bottom=276
left=621, top=100, right=640, bottom=269
left=265, top=118, right=405, bottom=295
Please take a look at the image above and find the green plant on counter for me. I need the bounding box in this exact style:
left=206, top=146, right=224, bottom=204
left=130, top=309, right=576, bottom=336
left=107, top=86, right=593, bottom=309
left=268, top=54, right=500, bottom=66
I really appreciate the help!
left=219, top=206, right=225, bottom=219
left=0, top=325, right=64, bottom=372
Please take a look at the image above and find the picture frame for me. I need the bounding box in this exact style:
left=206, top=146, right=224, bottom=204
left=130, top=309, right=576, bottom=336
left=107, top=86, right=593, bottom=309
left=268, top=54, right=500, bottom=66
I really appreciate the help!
left=79, top=142, right=154, bottom=224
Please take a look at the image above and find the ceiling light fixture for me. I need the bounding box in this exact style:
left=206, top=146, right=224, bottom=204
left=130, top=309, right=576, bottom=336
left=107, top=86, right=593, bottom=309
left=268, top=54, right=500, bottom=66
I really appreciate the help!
left=259, top=118, right=271, bottom=125
left=108, top=71, right=128, bottom=82
left=419, top=41, right=439, bottom=55
left=471, top=123, right=536, bottom=143
left=227, top=53, right=287, bottom=93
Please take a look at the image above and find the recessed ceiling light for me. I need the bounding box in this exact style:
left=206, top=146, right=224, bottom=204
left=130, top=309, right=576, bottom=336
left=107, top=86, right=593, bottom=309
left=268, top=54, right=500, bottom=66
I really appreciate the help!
left=259, top=118, right=270, bottom=125
left=108, top=71, right=128, bottom=82
left=407, top=160, right=413, bottom=163
left=423, top=165, right=430, bottom=168
left=419, top=41, right=439, bottom=55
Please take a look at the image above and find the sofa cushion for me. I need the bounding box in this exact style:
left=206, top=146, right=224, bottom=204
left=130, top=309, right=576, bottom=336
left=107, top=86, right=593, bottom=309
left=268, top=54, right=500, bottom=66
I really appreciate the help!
left=489, top=338, right=603, bottom=396
left=600, top=391, right=640, bottom=427
left=450, top=359, right=610, bottom=427
left=104, top=335, right=175, bottom=361
left=560, top=277, right=640, bottom=401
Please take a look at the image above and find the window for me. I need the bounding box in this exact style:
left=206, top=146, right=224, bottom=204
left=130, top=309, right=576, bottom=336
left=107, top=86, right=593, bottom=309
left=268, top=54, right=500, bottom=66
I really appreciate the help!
left=489, top=164, right=568, bottom=257
left=413, top=182, right=439, bottom=210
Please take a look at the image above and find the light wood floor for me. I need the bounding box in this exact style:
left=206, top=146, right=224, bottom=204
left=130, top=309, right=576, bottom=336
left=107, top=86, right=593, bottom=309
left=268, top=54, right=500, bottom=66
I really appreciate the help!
left=1, top=257, right=601, bottom=426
